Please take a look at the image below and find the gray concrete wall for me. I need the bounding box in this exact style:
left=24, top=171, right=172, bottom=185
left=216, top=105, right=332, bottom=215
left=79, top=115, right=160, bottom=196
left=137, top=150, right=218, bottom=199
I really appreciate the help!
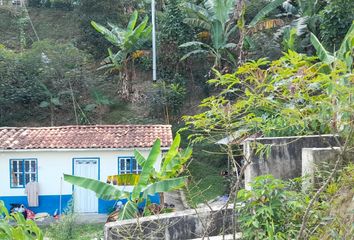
left=105, top=204, right=234, bottom=240
left=243, top=135, right=339, bottom=189
left=301, top=147, right=350, bottom=190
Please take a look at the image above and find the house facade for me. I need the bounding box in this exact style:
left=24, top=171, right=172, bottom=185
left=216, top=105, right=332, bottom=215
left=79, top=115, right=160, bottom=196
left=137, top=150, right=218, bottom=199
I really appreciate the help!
left=0, top=125, right=172, bottom=214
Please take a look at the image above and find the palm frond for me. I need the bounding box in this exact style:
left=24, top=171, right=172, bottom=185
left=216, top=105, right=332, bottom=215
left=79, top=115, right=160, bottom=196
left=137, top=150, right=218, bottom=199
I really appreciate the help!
left=249, top=0, right=286, bottom=28
left=205, top=0, right=235, bottom=25
left=142, top=177, right=187, bottom=199
left=183, top=2, right=211, bottom=21
left=249, top=19, right=285, bottom=33
left=223, top=43, right=237, bottom=49
left=183, top=18, right=211, bottom=30
left=91, top=21, right=119, bottom=46
left=64, top=174, right=129, bottom=200
left=179, top=41, right=212, bottom=49
left=180, top=49, right=209, bottom=61
left=292, top=16, right=308, bottom=36
left=127, top=10, right=138, bottom=31
left=310, top=33, right=334, bottom=64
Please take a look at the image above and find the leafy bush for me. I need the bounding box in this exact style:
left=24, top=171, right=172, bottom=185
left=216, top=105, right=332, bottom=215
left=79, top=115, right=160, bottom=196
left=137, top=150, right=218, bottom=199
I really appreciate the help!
left=46, top=199, right=76, bottom=240
left=311, top=164, right=354, bottom=239
left=320, top=0, right=354, bottom=50
left=28, top=0, right=42, bottom=7
left=0, top=40, right=92, bottom=125
left=236, top=175, right=308, bottom=239
left=149, top=78, right=187, bottom=121
left=0, top=200, right=43, bottom=240
left=51, top=0, right=75, bottom=11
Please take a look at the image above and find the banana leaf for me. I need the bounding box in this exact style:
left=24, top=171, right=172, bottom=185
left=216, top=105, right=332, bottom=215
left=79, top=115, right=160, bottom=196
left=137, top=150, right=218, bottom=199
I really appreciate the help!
left=64, top=174, right=129, bottom=200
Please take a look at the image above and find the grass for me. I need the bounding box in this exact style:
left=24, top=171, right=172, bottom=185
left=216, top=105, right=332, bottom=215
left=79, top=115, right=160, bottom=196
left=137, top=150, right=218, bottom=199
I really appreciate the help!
left=41, top=223, right=104, bottom=240
left=186, top=159, right=227, bottom=207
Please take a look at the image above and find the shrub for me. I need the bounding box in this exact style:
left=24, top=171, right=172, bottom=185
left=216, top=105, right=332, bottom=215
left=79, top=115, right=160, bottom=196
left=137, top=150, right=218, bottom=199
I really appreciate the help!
left=236, top=175, right=308, bottom=239
left=320, top=0, right=354, bottom=50
left=46, top=199, right=76, bottom=240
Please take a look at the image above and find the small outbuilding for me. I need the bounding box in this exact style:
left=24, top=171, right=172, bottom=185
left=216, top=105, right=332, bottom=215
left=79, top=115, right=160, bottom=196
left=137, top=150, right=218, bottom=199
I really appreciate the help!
left=0, top=125, right=172, bottom=214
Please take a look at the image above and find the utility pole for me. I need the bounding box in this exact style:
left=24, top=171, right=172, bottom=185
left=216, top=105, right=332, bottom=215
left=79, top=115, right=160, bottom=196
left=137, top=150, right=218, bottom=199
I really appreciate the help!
left=151, top=0, right=157, bottom=81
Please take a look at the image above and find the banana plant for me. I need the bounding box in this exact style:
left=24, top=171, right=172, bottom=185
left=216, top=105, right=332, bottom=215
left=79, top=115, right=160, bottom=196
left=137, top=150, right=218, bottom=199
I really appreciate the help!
left=91, top=10, right=152, bottom=100
left=134, top=133, right=192, bottom=205
left=180, top=0, right=237, bottom=68
left=0, top=201, right=43, bottom=240
left=64, top=134, right=191, bottom=220
left=310, top=22, right=354, bottom=133
left=310, top=22, right=354, bottom=69
left=248, top=0, right=325, bottom=51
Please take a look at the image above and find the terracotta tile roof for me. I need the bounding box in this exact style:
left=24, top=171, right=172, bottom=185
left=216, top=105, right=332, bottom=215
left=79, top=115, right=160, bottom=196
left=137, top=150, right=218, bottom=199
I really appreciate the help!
left=0, top=125, right=173, bottom=150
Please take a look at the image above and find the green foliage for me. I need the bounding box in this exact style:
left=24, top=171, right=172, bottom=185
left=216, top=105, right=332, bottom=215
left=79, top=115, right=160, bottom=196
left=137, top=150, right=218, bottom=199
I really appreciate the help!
left=180, top=0, right=237, bottom=68
left=45, top=223, right=104, bottom=240
left=320, top=0, right=354, bottom=50
left=311, top=22, right=354, bottom=68
left=91, top=10, right=152, bottom=71
left=248, top=0, right=326, bottom=54
left=248, top=0, right=285, bottom=28
left=46, top=200, right=76, bottom=240
left=185, top=46, right=353, bottom=142
left=0, top=201, right=43, bottom=240
left=244, top=0, right=280, bottom=24
left=310, top=164, right=354, bottom=239
left=50, top=0, right=75, bottom=10
left=160, top=0, right=194, bottom=45
left=157, top=0, right=196, bottom=89
left=28, top=0, right=42, bottom=8
left=92, top=10, right=152, bottom=99
left=236, top=175, right=308, bottom=239
left=64, top=134, right=191, bottom=220
left=0, top=40, right=91, bottom=125
left=76, top=0, right=145, bottom=58
left=149, top=79, right=187, bottom=121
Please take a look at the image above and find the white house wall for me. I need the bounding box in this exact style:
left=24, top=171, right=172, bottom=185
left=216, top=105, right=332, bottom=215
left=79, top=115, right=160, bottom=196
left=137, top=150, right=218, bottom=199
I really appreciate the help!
left=0, top=148, right=162, bottom=213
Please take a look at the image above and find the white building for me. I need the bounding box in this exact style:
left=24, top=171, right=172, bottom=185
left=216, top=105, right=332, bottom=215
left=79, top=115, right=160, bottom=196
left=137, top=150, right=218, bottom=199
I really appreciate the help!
left=0, top=125, right=172, bottom=214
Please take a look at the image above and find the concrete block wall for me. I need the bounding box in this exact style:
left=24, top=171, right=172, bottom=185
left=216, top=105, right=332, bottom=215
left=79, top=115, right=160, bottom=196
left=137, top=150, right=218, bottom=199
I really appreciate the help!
left=243, top=135, right=339, bottom=189
left=301, top=147, right=352, bottom=190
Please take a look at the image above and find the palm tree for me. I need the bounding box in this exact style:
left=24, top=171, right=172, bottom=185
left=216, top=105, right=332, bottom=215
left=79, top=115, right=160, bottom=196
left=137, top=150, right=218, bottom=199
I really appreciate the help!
left=91, top=10, right=152, bottom=100
left=179, top=0, right=237, bottom=69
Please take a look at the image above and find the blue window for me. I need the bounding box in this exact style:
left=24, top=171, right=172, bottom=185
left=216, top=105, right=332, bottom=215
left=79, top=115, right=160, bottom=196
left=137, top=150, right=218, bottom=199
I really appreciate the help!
left=10, top=159, right=37, bottom=188
left=118, top=157, right=142, bottom=174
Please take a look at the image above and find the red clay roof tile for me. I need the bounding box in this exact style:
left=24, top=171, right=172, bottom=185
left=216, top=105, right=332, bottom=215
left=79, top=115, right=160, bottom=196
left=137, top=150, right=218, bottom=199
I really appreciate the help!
left=0, top=125, right=172, bottom=150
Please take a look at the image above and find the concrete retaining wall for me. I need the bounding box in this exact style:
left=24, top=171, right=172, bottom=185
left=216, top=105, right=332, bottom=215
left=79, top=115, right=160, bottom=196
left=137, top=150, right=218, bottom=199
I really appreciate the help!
left=301, top=147, right=352, bottom=190
left=243, top=135, right=339, bottom=189
left=105, top=205, right=234, bottom=240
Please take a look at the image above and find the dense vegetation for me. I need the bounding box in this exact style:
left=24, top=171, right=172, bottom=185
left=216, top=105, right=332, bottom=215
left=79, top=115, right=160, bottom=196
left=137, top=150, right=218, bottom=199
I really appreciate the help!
left=0, top=0, right=353, bottom=239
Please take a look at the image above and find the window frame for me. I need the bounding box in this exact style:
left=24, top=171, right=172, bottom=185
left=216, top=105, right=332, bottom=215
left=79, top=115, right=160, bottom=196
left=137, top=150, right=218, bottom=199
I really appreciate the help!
left=9, top=158, right=38, bottom=189
left=118, top=157, right=142, bottom=175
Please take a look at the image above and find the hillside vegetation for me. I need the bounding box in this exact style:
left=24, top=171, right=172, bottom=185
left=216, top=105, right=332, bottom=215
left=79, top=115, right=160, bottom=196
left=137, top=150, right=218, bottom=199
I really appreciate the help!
left=0, top=2, right=353, bottom=239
